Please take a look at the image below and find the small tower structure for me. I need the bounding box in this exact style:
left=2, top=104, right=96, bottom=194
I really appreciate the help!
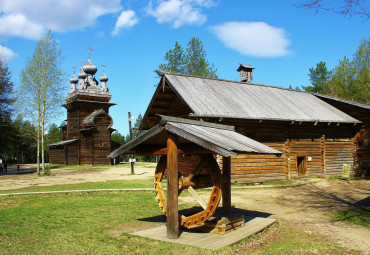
left=237, top=64, right=254, bottom=83
left=49, top=51, right=118, bottom=165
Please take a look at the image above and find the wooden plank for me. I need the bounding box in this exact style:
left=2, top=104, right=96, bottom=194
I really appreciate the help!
left=167, top=133, right=179, bottom=239
left=188, top=186, right=207, bottom=210
left=132, top=216, right=276, bottom=250
left=222, top=156, right=231, bottom=214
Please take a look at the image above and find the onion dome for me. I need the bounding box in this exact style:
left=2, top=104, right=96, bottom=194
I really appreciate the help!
left=78, top=69, right=87, bottom=79
left=82, top=59, right=97, bottom=75
left=69, top=74, right=78, bottom=84
left=99, top=73, right=108, bottom=82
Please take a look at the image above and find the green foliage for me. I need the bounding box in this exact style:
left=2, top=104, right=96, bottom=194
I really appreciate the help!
left=17, top=29, right=66, bottom=173
left=43, top=164, right=51, bottom=176
left=0, top=59, right=14, bottom=155
left=11, top=115, right=37, bottom=163
left=111, top=131, right=126, bottom=145
left=303, top=38, right=369, bottom=103
left=159, top=41, right=185, bottom=73
left=302, top=61, right=330, bottom=93
left=0, top=59, right=14, bottom=121
left=334, top=209, right=370, bottom=228
left=159, top=37, right=218, bottom=78
left=132, top=113, right=143, bottom=138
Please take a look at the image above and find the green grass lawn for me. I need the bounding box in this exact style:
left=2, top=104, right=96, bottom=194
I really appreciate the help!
left=333, top=209, right=370, bottom=229
left=0, top=189, right=356, bottom=254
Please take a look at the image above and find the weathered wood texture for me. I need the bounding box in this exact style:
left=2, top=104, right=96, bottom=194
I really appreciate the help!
left=132, top=216, right=276, bottom=250
left=49, top=148, right=65, bottom=165
left=315, top=96, right=370, bottom=175
left=167, top=133, right=179, bottom=239
left=141, top=82, right=361, bottom=183
left=218, top=120, right=358, bottom=184
left=50, top=97, right=114, bottom=165
left=222, top=156, right=231, bottom=214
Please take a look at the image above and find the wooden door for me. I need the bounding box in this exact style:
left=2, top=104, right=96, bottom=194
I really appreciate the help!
left=297, top=156, right=306, bottom=176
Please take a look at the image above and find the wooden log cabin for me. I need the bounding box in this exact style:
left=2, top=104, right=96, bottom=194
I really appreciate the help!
left=49, top=58, right=119, bottom=165
left=140, top=65, right=364, bottom=183
left=313, top=93, right=370, bottom=175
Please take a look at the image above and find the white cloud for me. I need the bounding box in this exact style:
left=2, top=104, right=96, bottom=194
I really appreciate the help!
left=146, top=0, right=217, bottom=28
left=112, top=10, right=138, bottom=35
left=0, top=14, right=44, bottom=40
left=211, top=22, right=291, bottom=58
left=0, top=0, right=122, bottom=40
left=0, top=45, right=18, bottom=63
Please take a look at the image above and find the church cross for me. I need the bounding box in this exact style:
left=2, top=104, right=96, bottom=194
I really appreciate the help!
left=87, top=46, right=94, bottom=59
left=102, top=64, right=106, bottom=73
left=72, top=66, right=76, bottom=74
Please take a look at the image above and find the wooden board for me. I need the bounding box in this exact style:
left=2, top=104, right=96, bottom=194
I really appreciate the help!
left=132, top=216, right=276, bottom=250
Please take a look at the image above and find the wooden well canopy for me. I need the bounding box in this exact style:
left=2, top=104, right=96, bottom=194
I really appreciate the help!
left=108, top=115, right=281, bottom=239
left=108, top=115, right=282, bottom=158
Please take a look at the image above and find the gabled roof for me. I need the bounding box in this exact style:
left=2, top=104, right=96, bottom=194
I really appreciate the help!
left=162, top=72, right=360, bottom=123
left=141, top=72, right=360, bottom=129
left=313, top=93, right=370, bottom=110
left=83, top=109, right=112, bottom=127
left=108, top=115, right=282, bottom=158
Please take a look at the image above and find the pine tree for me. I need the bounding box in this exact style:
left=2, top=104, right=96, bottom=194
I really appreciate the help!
left=302, top=61, right=330, bottom=93
left=185, top=37, right=217, bottom=78
left=159, top=37, right=217, bottom=78
left=159, top=41, right=185, bottom=74
left=0, top=57, right=14, bottom=155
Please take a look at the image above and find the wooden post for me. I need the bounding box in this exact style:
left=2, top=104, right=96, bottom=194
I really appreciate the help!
left=222, top=156, right=232, bottom=214
left=167, top=133, right=179, bottom=239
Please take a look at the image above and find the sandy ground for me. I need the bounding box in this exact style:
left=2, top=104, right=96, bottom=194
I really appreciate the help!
left=1, top=164, right=369, bottom=253
left=0, top=163, right=156, bottom=190
left=229, top=179, right=370, bottom=254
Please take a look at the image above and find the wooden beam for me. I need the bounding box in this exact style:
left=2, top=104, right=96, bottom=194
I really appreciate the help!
left=167, top=133, right=179, bottom=239
left=222, top=156, right=232, bottom=214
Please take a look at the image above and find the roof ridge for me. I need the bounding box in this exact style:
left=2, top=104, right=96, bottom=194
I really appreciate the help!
left=155, top=70, right=310, bottom=94
left=157, top=115, right=235, bottom=131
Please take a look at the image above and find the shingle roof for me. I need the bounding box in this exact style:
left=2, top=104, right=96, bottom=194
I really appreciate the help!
left=108, top=116, right=282, bottom=158
left=158, top=72, right=360, bottom=124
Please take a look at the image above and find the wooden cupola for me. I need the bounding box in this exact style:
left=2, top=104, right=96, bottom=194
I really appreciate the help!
left=237, top=64, right=254, bottom=83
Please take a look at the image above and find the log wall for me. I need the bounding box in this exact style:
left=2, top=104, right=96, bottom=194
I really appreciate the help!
left=49, top=148, right=65, bottom=165
left=217, top=120, right=357, bottom=184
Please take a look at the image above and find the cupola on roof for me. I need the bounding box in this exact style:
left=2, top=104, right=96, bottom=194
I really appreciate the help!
left=66, top=48, right=111, bottom=100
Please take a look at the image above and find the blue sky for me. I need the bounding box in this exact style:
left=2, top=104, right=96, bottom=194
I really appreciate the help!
left=0, top=0, right=368, bottom=136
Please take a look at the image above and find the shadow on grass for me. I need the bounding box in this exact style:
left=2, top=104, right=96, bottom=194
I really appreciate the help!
left=137, top=206, right=273, bottom=224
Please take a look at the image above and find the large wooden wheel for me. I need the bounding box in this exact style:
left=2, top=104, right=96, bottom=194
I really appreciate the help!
left=154, top=154, right=222, bottom=229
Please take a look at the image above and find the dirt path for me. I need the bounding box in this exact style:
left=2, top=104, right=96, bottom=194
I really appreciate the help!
left=230, top=179, right=370, bottom=254
left=0, top=163, right=156, bottom=191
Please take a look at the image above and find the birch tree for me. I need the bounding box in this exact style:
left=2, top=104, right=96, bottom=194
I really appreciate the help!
left=17, top=29, right=65, bottom=175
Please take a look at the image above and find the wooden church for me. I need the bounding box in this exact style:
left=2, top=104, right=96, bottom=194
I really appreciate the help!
left=49, top=57, right=118, bottom=165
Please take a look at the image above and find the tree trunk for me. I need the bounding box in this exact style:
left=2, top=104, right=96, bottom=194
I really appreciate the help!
left=36, top=112, right=40, bottom=175
left=41, top=99, right=46, bottom=174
